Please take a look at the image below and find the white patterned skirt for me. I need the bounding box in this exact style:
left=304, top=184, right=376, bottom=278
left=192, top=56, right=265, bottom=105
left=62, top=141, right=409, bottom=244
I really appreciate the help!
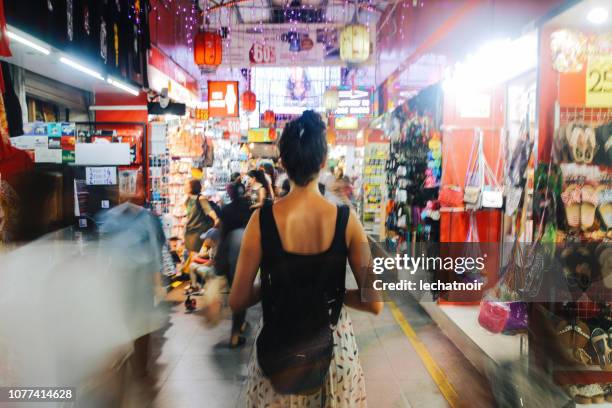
left=245, top=306, right=367, bottom=408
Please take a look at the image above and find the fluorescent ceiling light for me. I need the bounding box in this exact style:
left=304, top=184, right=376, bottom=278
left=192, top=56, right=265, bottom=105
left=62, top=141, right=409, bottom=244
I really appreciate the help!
left=587, top=7, right=608, bottom=24
left=107, top=77, right=139, bottom=96
left=59, top=57, right=104, bottom=81
left=7, top=31, right=50, bottom=55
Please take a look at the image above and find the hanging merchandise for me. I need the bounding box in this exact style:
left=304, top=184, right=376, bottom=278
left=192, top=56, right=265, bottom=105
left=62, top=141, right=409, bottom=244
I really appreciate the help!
left=439, top=133, right=464, bottom=208
left=463, top=130, right=484, bottom=210
left=481, top=133, right=503, bottom=209
left=339, top=6, right=370, bottom=65
left=384, top=103, right=442, bottom=249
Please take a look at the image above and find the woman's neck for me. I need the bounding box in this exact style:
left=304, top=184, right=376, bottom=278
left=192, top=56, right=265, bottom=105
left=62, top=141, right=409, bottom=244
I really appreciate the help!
left=288, top=179, right=321, bottom=195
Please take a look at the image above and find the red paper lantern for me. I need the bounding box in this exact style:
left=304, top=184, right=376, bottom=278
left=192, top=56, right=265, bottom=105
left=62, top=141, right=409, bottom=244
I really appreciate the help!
left=241, top=90, right=257, bottom=112
left=194, top=30, right=222, bottom=70
left=263, top=110, right=275, bottom=127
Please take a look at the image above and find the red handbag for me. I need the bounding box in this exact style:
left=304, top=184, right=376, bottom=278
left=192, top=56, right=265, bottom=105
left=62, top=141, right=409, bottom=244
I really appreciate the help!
left=478, top=300, right=510, bottom=334
left=439, top=185, right=463, bottom=208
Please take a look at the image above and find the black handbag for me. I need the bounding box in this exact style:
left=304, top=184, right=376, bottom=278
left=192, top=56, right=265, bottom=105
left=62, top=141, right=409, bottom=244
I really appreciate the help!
left=256, top=322, right=333, bottom=396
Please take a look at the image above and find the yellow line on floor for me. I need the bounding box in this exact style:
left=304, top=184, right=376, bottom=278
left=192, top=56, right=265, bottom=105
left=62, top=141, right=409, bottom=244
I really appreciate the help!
left=387, top=300, right=460, bottom=408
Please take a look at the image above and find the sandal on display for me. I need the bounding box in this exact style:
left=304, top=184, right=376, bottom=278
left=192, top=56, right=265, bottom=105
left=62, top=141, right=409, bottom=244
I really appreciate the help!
left=561, top=184, right=582, bottom=229
left=597, top=187, right=612, bottom=230
left=598, top=245, right=612, bottom=289
left=591, top=328, right=612, bottom=370
left=581, top=185, right=599, bottom=231
left=566, top=384, right=606, bottom=404
left=605, top=384, right=612, bottom=403
left=584, top=127, right=597, bottom=163
left=557, top=320, right=592, bottom=365
left=571, top=126, right=586, bottom=163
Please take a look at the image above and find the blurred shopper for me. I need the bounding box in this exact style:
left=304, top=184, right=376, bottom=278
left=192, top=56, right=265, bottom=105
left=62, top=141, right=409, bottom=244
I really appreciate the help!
left=0, top=202, right=167, bottom=407
left=247, top=169, right=273, bottom=209
left=216, top=181, right=253, bottom=347
left=186, top=228, right=219, bottom=295
left=230, top=111, right=382, bottom=406
left=328, top=168, right=353, bottom=207
left=184, top=179, right=218, bottom=253
left=261, top=162, right=279, bottom=198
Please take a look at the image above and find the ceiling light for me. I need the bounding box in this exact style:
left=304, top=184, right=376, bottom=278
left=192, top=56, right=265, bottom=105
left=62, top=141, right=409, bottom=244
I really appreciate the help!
left=587, top=7, right=608, bottom=24
left=107, top=77, right=140, bottom=96
left=59, top=57, right=104, bottom=80
left=6, top=31, right=50, bottom=55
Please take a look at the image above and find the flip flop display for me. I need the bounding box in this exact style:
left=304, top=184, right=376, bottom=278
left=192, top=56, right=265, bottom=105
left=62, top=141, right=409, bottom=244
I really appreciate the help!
left=580, top=184, right=598, bottom=231
left=561, top=184, right=582, bottom=228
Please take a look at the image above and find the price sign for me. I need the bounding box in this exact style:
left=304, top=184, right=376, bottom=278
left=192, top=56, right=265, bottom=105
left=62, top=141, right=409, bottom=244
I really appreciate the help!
left=586, top=54, right=612, bottom=108
left=249, top=43, right=276, bottom=65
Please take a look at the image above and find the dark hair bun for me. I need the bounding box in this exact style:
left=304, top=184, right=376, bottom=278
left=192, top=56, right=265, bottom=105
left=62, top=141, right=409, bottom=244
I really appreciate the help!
left=278, top=110, right=327, bottom=186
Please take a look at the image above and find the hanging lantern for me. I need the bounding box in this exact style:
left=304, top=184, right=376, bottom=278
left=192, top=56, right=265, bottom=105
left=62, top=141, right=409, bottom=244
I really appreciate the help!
left=194, top=30, right=222, bottom=71
left=241, top=90, right=257, bottom=112
left=340, top=22, right=370, bottom=65
left=323, top=88, right=339, bottom=111
left=263, top=110, right=275, bottom=127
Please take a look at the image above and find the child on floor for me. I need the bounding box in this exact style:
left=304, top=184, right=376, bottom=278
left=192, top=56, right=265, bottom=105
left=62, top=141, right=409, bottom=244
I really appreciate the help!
left=186, top=228, right=219, bottom=295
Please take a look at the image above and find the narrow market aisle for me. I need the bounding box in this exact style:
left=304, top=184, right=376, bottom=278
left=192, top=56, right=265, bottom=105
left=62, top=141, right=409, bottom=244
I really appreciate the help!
left=142, top=284, right=494, bottom=408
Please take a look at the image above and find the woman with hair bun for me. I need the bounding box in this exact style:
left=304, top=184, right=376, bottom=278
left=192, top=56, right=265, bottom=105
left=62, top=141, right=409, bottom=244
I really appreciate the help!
left=230, top=110, right=382, bottom=406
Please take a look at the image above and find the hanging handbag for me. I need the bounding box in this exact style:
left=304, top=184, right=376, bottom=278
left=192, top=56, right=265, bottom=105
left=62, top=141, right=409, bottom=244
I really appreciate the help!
left=464, top=130, right=483, bottom=209
left=439, top=131, right=464, bottom=208
left=482, top=131, right=504, bottom=208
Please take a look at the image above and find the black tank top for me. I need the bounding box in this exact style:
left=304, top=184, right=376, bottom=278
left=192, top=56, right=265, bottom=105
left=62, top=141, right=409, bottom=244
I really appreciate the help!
left=259, top=203, right=349, bottom=341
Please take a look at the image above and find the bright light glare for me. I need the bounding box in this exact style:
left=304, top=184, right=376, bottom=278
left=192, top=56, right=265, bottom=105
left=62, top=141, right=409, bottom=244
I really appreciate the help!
left=107, top=77, right=139, bottom=96
left=587, top=7, right=608, bottom=24
left=59, top=57, right=104, bottom=81
left=6, top=31, right=50, bottom=55
left=443, top=33, right=537, bottom=94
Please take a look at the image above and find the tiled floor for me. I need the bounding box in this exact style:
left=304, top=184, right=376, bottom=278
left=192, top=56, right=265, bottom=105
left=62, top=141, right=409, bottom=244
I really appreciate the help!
left=138, top=283, right=494, bottom=408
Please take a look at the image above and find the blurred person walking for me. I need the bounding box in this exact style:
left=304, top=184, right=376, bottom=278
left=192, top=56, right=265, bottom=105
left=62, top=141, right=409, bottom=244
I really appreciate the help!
left=247, top=169, right=274, bottom=209
left=184, top=179, right=218, bottom=253
left=230, top=111, right=382, bottom=407
left=216, top=181, right=253, bottom=347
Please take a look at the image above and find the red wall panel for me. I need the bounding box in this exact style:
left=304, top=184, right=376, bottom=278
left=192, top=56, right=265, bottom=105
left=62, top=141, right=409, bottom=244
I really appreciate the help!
left=149, top=0, right=202, bottom=86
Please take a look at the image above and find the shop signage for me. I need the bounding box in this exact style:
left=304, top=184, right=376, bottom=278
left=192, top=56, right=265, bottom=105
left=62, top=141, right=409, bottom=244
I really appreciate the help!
left=208, top=81, right=239, bottom=117
left=335, top=116, right=359, bottom=130
left=249, top=43, right=276, bottom=65
left=218, top=118, right=241, bottom=140
left=224, top=26, right=375, bottom=67
left=335, top=131, right=357, bottom=146
left=248, top=128, right=276, bottom=143
left=334, top=87, right=372, bottom=116
left=586, top=54, right=612, bottom=108
left=195, top=108, right=209, bottom=121
left=240, top=107, right=261, bottom=131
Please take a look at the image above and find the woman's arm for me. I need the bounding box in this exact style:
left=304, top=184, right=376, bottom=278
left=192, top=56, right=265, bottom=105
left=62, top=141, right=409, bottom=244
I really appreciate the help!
left=228, top=210, right=262, bottom=312
left=199, top=196, right=219, bottom=226
left=345, top=210, right=383, bottom=315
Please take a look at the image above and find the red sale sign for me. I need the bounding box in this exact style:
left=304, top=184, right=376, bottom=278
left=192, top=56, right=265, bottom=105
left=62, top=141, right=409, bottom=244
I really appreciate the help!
left=249, top=43, right=276, bottom=65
